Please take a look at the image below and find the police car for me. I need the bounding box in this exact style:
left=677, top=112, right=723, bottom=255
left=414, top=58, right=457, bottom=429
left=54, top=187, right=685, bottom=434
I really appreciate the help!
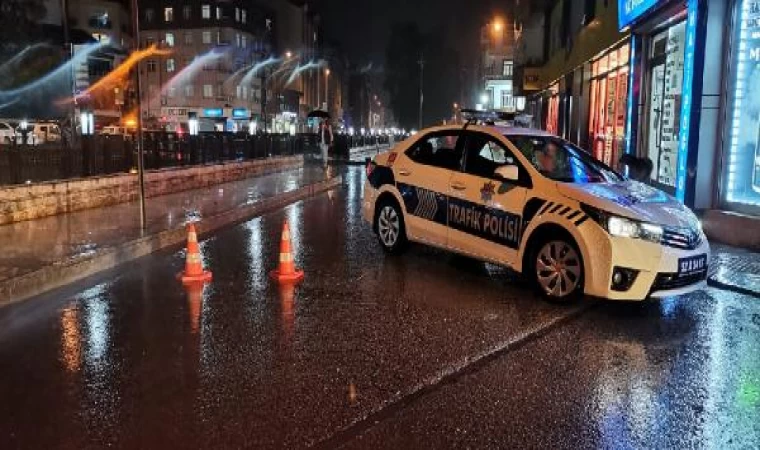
left=362, top=122, right=709, bottom=302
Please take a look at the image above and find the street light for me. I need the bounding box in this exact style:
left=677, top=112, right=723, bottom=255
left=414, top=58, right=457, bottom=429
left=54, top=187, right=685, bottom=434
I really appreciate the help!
left=480, top=93, right=489, bottom=105
left=493, top=20, right=504, bottom=33
left=453, top=102, right=459, bottom=109
left=324, top=68, right=330, bottom=111
left=285, top=50, right=292, bottom=59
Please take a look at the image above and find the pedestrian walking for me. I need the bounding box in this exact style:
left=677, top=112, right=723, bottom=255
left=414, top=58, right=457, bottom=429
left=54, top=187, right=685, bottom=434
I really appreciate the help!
left=320, top=119, right=333, bottom=167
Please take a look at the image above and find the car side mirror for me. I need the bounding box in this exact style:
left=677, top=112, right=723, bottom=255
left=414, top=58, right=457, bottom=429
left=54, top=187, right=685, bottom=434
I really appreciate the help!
left=494, top=164, right=519, bottom=182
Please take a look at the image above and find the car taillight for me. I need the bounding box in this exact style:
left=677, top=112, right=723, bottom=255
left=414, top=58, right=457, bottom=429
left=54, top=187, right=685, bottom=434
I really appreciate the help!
left=366, top=160, right=376, bottom=179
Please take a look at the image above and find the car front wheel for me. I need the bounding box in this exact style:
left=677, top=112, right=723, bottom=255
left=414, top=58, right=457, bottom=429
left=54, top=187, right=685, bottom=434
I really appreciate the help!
left=532, top=239, right=584, bottom=302
left=375, top=199, right=407, bottom=254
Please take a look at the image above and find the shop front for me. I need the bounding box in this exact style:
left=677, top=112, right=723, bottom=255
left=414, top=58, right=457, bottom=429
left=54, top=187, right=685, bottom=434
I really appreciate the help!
left=720, top=0, right=760, bottom=214
left=588, top=42, right=632, bottom=167
left=620, top=0, right=706, bottom=204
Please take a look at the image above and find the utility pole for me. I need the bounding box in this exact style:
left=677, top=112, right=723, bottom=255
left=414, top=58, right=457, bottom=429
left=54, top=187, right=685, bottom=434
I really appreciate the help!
left=418, top=54, right=424, bottom=130
left=131, top=0, right=147, bottom=230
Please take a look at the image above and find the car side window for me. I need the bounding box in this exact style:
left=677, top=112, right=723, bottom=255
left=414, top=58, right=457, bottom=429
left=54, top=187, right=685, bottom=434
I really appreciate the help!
left=462, top=133, right=518, bottom=180
left=406, top=132, right=463, bottom=170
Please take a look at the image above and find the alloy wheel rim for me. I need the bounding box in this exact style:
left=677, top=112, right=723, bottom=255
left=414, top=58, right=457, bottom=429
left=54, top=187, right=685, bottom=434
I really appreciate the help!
left=378, top=206, right=400, bottom=247
left=536, top=241, right=581, bottom=298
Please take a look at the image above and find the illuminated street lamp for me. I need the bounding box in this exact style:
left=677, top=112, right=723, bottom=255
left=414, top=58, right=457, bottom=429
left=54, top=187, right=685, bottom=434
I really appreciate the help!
left=493, top=21, right=503, bottom=33
left=453, top=102, right=459, bottom=109
left=285, top=50, right=292, bottom=59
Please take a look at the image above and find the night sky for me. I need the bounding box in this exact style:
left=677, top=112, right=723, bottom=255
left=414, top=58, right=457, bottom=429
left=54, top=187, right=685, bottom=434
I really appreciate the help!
left=316, top=0, right=508, bottom=65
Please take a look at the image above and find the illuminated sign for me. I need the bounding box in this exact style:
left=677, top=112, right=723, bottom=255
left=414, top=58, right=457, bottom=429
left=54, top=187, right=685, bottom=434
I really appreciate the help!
left=232, top=108, right=249, bottom=119
left=203, top=108, right=223, bottom=117
left=724, top=0, right=760, bottom=206
left=675, top=0, right=699, bottom=202
left=618, top=0, right=663, bottom=30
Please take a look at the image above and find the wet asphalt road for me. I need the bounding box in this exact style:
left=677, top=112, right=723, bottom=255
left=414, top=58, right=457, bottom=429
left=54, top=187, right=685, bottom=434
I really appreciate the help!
left=0, top=165, right=759, bottom=449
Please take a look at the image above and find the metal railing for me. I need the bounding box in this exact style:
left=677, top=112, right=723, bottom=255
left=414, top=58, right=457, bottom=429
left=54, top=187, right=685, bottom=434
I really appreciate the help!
left=0, top=132, right=390, bottom=186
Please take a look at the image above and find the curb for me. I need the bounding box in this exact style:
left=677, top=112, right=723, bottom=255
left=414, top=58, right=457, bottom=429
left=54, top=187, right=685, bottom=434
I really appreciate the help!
left=0, top=175, right=342, bottom=307
left=707, top=278, right=760, bottom=300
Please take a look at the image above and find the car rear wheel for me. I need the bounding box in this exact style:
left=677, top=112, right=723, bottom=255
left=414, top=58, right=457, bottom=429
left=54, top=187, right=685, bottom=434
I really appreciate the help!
left=375, top=199, right=407, bottom=254
left=532, top=239, right=584, bottom=302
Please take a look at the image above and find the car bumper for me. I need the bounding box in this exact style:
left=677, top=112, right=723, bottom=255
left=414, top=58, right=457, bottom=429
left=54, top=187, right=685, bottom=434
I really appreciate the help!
left=586, top=235, right=710, bottom=301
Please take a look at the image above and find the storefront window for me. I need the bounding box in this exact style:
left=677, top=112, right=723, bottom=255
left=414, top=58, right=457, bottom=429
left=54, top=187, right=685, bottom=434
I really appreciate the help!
left=588, top=44, right=630, bottom=167
left=724, top=0, right=760, bottom=208
left=546, top=84, right=560, bottom=135
left=645, top=21, right=686, bottom=189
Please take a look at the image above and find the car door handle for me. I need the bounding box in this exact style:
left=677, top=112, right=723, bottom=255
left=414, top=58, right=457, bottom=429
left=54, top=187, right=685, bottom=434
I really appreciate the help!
left=450, top=182, right=467, bottom=191
left=398, top=169, right=411, bottom=176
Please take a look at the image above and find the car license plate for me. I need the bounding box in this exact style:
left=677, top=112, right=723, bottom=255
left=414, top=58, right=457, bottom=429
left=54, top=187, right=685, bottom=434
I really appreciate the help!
left=678, top=254, right=708, bottom=277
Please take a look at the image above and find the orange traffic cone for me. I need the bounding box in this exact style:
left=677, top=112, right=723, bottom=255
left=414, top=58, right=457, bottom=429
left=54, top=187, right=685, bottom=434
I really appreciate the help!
left=270, top=221, right=304, bottom=283
left=179, top=222, right=213, bottom=284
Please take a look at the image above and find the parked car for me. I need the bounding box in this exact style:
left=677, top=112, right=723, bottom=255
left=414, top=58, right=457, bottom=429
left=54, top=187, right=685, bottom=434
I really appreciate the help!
left=0, top=121, right=15, bottom=145
left=15, top=123, right=62, bottom=145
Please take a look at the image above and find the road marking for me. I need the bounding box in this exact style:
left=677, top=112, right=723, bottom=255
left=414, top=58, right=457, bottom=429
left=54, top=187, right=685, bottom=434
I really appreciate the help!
left=311, top=301, right=596, bottom=449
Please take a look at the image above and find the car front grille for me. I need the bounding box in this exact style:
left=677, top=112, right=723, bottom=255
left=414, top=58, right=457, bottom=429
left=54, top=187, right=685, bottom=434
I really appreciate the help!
left=661, top=226, right=702, bottom=250
left=652, top=271, right=707, bottom=292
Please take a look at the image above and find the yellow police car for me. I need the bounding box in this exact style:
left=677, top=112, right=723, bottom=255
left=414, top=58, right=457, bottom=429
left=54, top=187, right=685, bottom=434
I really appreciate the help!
left=362, top=124, right=709, bottom=302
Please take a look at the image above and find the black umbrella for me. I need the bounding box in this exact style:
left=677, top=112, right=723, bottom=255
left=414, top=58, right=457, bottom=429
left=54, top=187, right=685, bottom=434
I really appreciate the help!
left=307, top=110, right=331, bottom=119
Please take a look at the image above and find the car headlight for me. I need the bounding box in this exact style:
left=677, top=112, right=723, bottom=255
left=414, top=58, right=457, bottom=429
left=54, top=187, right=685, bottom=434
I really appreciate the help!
left=582, top=204, right=663, bottom=244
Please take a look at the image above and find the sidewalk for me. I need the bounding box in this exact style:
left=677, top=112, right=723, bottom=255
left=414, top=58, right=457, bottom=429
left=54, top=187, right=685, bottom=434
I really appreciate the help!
left=0, top=165, right=341, bottom=304
left=709, top=244, right=760, bottom=298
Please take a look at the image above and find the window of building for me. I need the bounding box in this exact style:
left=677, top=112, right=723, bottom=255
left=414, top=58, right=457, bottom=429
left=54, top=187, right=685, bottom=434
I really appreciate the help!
left=145, top=8, right=154, bottom=23
left=503, top=61, right=513, bottom=77
left=184, top=32, right=193, bottom=45
left=145, top=37, right=155, bottom=47
left=202, top=4, right=211, bottom=19
left=147, top=60, right=157, bottom=73
left=185, top=85, right=194, bottom=98
left=235, top=7, right=240, bottom=22
left=236, top=85, right=243, bottom=99
left=168, top=87, right=176, bottom=98
left=202, top=31, right=212, bottom=44
left=235, top=33, right=241, bottom=48
left=241, top=35, right=247, bottom=48
left=242, top=10, right=247, bottom=24
left=501, top=91, right=513, bottom=110
left=216, top=6, right=222, bottom=20
left=242, top=86, right=248, bottom=100
left=88, top=12, right=112, bottom=29
left=406, top=132, right=463, bottom=170
left=164, top=7, right=173, bottom=22
left=165, top=33, right=175, bottom=47
left=203, top=84, right=213, bottom=98
left=166, top=59, right=176, bottom=73
left=183, top=5, right=191, bottom=20
left=216, top=31, right=222, bottom=44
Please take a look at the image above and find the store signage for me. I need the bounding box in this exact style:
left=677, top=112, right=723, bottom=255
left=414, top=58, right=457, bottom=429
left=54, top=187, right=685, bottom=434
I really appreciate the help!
left=203, top=108, right=223, bottom=117
left=618, top=0, right=663, bottom=30
left=725, top=0, right=760, bottom=206
left=675, top=0, right=699, bottom=202
left=523, top=68, right=541, bottom=91
left=232, top=108, right=249, bottom=119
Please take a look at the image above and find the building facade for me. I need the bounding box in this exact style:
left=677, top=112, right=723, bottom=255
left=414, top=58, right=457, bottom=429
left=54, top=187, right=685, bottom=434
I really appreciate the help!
left=480, top=15, right=516, bottom=112
left=516, top=0, right=760, bottom=238
left=137, top=0, right=273, bottom=132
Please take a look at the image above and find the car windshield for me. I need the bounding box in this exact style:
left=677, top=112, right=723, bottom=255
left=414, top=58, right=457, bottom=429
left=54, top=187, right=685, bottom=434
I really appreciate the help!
left=506, top=135, right=623, bottom=183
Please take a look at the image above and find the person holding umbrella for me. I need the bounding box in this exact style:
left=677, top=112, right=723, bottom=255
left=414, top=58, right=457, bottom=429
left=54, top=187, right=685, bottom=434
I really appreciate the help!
left=309, top=110, right=332, bottom=167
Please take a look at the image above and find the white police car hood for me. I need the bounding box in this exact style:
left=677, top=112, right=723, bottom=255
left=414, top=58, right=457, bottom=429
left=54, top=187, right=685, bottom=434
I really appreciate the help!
left=556, top=180, right=699, bottom=229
